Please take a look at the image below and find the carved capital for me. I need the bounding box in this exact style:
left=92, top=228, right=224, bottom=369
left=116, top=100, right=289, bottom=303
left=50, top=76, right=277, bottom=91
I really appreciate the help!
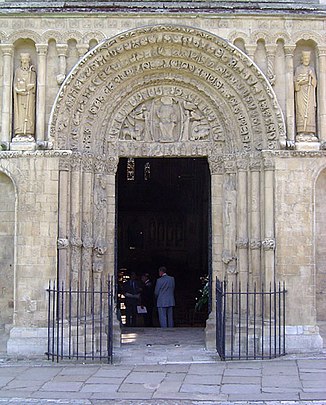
left=284, top=46, right=296, bottom=57
left=35, top=43, right=48, bottom=56
left=57, top=238, right=69, bottom=249
left=249, top=159, right=261, bottom=172
left=208, top=154, right=224, bottom=174
left=224, top=160, right=236, bottom=173
left=0, top=44, right=14, bottom=56
left=56, top=44, right=68, bottom=57
left=262, top=238, right=276, bottom=251
left=236, top=159, right=248, bottom=171
left=317, top=46, right=326, bottom=58
left=76, top=44, right=89, bottom=57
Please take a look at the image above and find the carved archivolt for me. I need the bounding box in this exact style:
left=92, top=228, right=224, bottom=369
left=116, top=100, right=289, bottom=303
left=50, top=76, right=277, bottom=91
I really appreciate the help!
left=49, top=25, right=286, bottom=158
left=7, top=30, right=41, bottom=44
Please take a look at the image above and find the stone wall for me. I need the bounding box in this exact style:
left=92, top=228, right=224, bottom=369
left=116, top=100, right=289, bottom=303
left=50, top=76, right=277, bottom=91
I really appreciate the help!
left=0, top=153, right=59, bottom=327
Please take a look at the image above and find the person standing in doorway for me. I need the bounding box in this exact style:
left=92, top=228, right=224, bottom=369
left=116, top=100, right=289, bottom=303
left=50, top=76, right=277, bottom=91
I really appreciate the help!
left=123, top=272, right=141, bottom=327
left=140, top=273, right=154, bottom=327
left=154, top=266, right=175, bottom=328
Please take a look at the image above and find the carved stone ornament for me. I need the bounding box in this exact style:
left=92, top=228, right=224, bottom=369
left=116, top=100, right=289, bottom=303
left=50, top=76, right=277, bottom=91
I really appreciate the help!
left=57, top=238, right=69, bottom=249
left=262, top=238, right=276, bottom=250
left=236, top=238, right=249, bottom=249
left=49, top=25, right=286, bottom=158
left=222, top=250, right=238, bottom=274
left=250, top=239, right=262, bottom=250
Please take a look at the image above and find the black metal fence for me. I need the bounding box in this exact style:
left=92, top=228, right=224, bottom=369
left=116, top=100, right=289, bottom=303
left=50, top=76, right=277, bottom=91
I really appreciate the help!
left=216, top=279, right=287, bottom=360
left=46, top=277, right=113, bottom=363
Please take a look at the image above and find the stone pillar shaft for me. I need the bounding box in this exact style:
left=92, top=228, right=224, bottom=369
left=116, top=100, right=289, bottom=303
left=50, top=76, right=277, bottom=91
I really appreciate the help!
left=35, top=44, right=48, bottom=142
left=56, top=44, right=68, bottom=86
left=58, top=169, right=69, bottom=284
left=263, top=167, right=275, bottom=287
left=284, top=46, right=296, bottom=143
left=250, top=166, right=261, bottom=287
left=81, top=170, right=93, bottom=288
left=0, top=45, right=14, bottom=144
left=317, top=47, right=326, bottom=143
left=237, top=167, right=248, bottom=286
left=70, top=167, right=82, bottom=287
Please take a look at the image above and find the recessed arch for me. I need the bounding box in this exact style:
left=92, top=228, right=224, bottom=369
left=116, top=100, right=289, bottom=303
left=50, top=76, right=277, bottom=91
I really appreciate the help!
left=49, top=24, right=286, bottom=157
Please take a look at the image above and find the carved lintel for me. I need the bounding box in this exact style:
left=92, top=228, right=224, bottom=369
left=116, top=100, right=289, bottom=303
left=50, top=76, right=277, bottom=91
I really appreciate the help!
left=57, top=238, right=69, bottom=249
left=236, top=238, right=249, bottom=249
left=262, top=238, right=276, bottom=251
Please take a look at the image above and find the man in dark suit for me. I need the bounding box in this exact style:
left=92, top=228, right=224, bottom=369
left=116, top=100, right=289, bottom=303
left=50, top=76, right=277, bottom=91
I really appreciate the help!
left=154, top=266, right=175, bottom=328
left=123, top=272, right=141, bottom=327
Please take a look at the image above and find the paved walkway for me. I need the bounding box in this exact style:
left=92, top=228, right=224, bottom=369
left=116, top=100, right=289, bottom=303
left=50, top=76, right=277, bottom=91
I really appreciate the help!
left=0, top=327, right=325, bottom=404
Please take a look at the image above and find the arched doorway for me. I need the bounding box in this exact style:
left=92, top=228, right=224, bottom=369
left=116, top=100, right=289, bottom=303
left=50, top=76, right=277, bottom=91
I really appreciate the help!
left=49, top=25, right=285, bottom=348
left=0, top=172, right=15, bottom=351
left=117, top=157, right=210, bottom=327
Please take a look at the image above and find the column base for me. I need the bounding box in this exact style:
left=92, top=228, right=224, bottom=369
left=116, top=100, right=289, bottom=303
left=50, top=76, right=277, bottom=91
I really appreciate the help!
left=7, top=327, right=48, bottom=356
left=285, top=325, right=323, bottom=353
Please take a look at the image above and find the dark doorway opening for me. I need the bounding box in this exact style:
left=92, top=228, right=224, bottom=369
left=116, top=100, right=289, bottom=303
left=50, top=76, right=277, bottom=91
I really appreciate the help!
left=116, top=157, right=211, bottom=327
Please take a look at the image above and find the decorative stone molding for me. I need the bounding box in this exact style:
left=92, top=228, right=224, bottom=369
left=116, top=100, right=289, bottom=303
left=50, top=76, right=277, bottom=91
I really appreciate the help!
left=57, top=238, right=69, bottom=249
left=236, top=238, right=249, bottom=249
left=49, top=25, right=286, bottom=157
left=262, top=238, right=276, bottom=251
left=250, top=239, right=262, bottom=250
left=222, top=250, right=237, bottom=274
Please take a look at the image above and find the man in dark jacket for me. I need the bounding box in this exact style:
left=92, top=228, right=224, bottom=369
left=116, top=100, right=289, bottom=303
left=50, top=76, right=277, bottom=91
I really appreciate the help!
left=123, top=272, right=141, bottom=327
left=154, top=266, right=175, bottom=328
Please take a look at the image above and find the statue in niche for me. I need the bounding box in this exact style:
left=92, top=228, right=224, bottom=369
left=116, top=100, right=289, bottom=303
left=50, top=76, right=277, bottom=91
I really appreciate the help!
left=13, top=53, right=36, bottom=140
left=294, top=51, right=317, bottom=137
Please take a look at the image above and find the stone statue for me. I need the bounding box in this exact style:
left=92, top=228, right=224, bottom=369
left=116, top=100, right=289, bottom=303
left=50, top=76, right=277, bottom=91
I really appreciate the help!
left=294, top=51, right=317, bottom=136
left=13, top=53, right=36, bottom=139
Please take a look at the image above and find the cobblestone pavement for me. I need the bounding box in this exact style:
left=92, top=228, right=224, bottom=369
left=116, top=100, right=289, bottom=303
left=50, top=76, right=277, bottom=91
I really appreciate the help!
left=0, top=355, right=325, bottom=405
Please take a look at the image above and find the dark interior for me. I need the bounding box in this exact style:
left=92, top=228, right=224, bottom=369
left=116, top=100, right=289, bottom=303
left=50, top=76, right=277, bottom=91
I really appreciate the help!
left=116, top=157, right=211, bottom=327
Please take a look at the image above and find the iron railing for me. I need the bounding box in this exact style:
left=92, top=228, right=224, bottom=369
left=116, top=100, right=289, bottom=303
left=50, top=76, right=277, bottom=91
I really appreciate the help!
left=46, top=277, right=113, bottom=363
left=216, top=278, right=287, bottom=360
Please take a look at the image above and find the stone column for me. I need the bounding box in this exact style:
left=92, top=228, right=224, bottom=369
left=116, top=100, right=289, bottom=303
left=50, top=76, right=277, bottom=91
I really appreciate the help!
left=317, top=46, right=326, bottom=144
left=246, top=45, right=256, bottom=62
left=266, top=45, right=276, bottom=86
left=284, top=45, right=296, bottom=145
left=262, top=155, right=275, bottom=288
left=56, top=44, right=68, bottom=86
left=35, top=44, right=48, bottom=143
left=236, top=159, right=249, bottom=287
left=81, top=160, right=94, bottom=289
left=0, top=44, right=14, bottom=146
left=58, top=159, right=70, bottom=285
left=222, top=163, right=237, bottom=285
left=249, top=159, right=262, bottom=288
left=70, top=158, right=82, bottom=289
left=205, top=159, right=224, bottom=350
